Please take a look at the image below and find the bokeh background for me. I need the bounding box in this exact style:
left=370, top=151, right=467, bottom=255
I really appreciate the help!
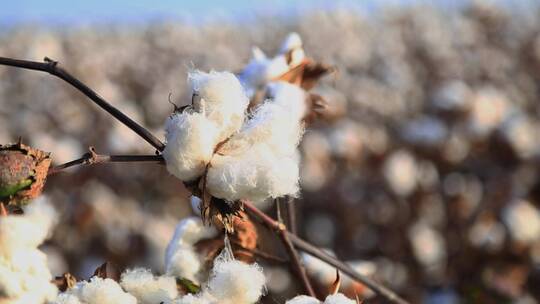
left=2, top=0, right=540, bottom=303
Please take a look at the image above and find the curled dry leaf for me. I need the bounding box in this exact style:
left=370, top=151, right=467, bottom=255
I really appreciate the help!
left=93, top=262, right=121, bottom=282
left=329, top=269, right=341, bottom=295
left=52, top=273, right=78, bottom=292
left=0, top=141, right=51, bottom=208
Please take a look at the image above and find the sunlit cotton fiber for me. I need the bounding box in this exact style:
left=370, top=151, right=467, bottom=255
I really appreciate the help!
left=120, top=268, right=178, bottom=304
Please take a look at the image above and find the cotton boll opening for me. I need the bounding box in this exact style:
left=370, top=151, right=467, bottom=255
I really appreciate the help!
left=206, top=83, right=306, bottom=203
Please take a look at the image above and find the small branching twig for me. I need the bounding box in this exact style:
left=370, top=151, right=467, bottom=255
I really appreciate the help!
left=244, top=200, right=409, bottom=304
left=48, top=147, right=164, bottom=175
left=0, top=56, right=165, bottom=151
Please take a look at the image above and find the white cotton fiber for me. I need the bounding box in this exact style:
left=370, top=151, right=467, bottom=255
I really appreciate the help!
left=173, top=293, right=215, bottom=304
left=286, top=295, right=321, bottom=304
left=165, top=217, right=218, bottom=282
left=207, top=146, right=300, bottom=203
left=324, top=293, right=356, bottom=304
left=163, top=71, right=250, bottom=182
left=0, top=196, right=57, bottom=255
left=163, top=112, right=220, bottom=181
left=60, top=277, right=137, bottom=304
left=205, top=256, right=265, bottom=304
left=207, top=83, right=306, bottom=203
left=188, top=71, right=249, bottom=142
left=0, top=197, right=59, bottom=303
left=120, top=268, right=178, bottom=304
left=52, top=293, right=82, bottom=304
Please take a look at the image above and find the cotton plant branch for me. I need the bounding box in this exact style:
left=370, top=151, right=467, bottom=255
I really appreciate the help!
left=243, top=200, right=410, bottom=304
left=0, top=56, right=166, bottom=152
left=276, top=198, right=316, bottom=297
left=47, top=146, right=164, bottom=175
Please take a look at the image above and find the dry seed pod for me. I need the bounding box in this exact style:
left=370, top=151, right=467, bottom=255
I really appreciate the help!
left=196, top=211, right=259, bottom=266
left=0, top=142, right=51, bottom=207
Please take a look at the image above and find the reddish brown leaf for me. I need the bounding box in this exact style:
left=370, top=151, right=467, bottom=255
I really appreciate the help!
left=93, top=262, right=121, bottom=281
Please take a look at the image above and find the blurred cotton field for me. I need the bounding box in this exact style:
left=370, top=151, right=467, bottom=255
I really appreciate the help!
left=2, top=1, right=540, bottom=303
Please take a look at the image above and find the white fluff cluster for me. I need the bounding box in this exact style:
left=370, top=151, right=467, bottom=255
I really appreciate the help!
left=120, top=268, right=178, bottom=304
left=163, top=71, right=249, bottom=181
left=53, top=277, right=136, bottom=304
left=206, top=82, right=306, bottom=203
left=286, top=293, right=356, bottom=304
left=164, top=217, right=218, bottom=283
left=239, top=32, right=306, bottom=98
left=0, top=197, right=58, bottom=304
left=174, top=249, right=266, bottom=304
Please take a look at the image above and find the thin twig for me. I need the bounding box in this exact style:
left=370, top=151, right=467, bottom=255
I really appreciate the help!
left=0, top=56, right=165, bottom=151
left=243, top=200, right=409, bottom=304
left=48, top=147, right=164, bottom=175
left=276, top=199, right=316, bottom=297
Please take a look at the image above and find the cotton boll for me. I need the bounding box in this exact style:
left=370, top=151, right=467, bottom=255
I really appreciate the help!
left=206, top=259, right=266, bottom=304
left=266, top=82, right=308, bottom=122
left=278, top=33, right=305, bottom=68
left=286, top=295, right=320, bottom=304
left=66, top=277, right=137, bottom=304
left=165, top=217, right=218, bottom=266
left=163, top=112, right=220, bottom=181
left=503, top=199, right=540, bottom=244
left=207, top=84, right=305, bottom=203
left=120, top=268, right=178, bottom=304
left=324, top=293, right=356, bottom=304
left=188, top=71, right=249, bottom=142
left=165, top=217, right=218, bottom=282
left=0, top=197, right=57, bottom=254
left=166, top=247, right=203, bottom=282
left=0, top=198, right=58, bottom=304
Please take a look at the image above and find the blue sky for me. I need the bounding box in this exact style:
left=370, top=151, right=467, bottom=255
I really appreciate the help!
left=2, top=0, right=537, bottom=26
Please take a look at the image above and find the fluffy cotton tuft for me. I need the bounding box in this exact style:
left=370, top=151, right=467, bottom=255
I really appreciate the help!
left=188, top=71, right=249, bottom=141
left=286, top=295, right=321, bottom=304
left=120, top=268, right=178, bottom=304
left=0, top=197, right=59, bottom=303
left=206, top=82, right=306, bottom=204
left=165, top=217, right=218, bottom=282
left=55, top=277, right=136, bottom=304
left=206, top=258, right=266, bottom=304
left=163, top=112, right=220, bottom=181
left=285, top=293, right=356, bottom=304
left=323, top=293, right=357, bottom=304
left=163, top=71, right=249, bottom=182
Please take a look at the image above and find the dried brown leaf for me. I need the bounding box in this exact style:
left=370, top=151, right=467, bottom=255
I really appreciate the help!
left=93, top=262, right=121, bottom=281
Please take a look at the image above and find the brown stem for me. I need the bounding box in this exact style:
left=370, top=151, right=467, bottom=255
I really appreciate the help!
left=286, top=196, right=298, bottom=235
left=48, top=147, right=164, bottom=175
left=243, top=200, right=409, bottom=304
left=276, top=199, right=316, bottom=297
left=0, top=56, right=165, bottom=152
